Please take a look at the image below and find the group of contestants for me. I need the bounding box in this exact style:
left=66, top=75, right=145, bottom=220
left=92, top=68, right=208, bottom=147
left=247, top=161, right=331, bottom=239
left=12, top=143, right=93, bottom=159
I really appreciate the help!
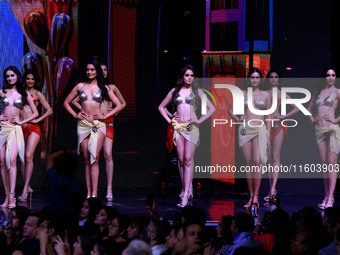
left=0, top=61, right=338, bottom=211
left=159, top=64, right=340, bottom=211
left=0, top=58, right=126, bottom=208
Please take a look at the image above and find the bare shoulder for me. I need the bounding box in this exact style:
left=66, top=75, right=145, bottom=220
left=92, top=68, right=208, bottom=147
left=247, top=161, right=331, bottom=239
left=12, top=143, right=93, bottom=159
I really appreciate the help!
left=197, top=88, right=204, bottom=95
left=168, top=87, right=176, bottom=95
left=34, top=90, right=45, bottom=99
left=108, top=84, right=117, bottom=91
left=75, top=82, right=85, bottom=90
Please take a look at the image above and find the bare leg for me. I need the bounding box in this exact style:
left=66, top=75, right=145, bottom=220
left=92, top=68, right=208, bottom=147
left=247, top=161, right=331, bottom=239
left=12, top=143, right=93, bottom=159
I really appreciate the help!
left=270, top=129, right=284, bottom=195
left=90, top=131, right=105, bottom=197
left=0, top=144, right=9, bottom=207
left=20, top=132, right=40, bottom=200
left=241, top=141, right=254, bottom=207
left=326, top=146, right=338, bottom=204
left=252, top=136, right=262, bottom=205
left=103, top=137, right=114, bottom=199
left=80, top=138, right=92, bottom=197
left=317, top=140, right=329, bottom=207
left=182, top=140, right=196, bottom=200
left=176, top=135, right=185, bottom=197
left=8, top=135, right=18, bottom=208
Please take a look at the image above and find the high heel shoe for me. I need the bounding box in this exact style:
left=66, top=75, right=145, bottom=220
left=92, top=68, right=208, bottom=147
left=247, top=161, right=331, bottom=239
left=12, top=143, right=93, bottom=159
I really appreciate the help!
left=244, top=194, right=254, bottom=208
left=18, top=190, right=33, bottom=202
left=318, top=197, right=328, bottom=210
left=324, top=197, right=334, bottom=209
left=189, top=186, right=193, bottom=200
left=8, top=193, right=16, bottom=209
left=264, top=190, right=277, bottom=202
left=0, top=193, right=9, bottom=208
left=177, top=196, right=189, bottom=208
left=106, top=185, right=113, bottom=202
left=179, top=190, right=184, bottom=199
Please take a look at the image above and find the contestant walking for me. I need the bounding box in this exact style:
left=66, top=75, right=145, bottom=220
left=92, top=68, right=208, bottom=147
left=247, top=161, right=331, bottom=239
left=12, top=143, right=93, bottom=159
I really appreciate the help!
left=158, top=65, right=215, bottom=207
left=64, top=59, right=122, bottom=198
left=307, top=66, right=340, bottom=209
left=18, top=69, right=53, bottom=201
left=0, top=66, right=38, bottom=208
left=228, top=68, right=271, bottom=210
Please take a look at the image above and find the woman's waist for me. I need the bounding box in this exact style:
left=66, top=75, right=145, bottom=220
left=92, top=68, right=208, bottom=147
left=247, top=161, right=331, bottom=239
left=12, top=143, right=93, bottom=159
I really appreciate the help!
left=243, top=113, right=268, bottom=121
left=79, top=115, right=104, bottom=124
left=21, top=110, right=34, bottom=120
left=317, top=120, right=337, bottom=128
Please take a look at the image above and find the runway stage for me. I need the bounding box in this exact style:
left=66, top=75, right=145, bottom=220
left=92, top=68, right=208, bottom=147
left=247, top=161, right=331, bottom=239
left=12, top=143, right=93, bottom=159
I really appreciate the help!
left=0, top=178, right=336, bottom=224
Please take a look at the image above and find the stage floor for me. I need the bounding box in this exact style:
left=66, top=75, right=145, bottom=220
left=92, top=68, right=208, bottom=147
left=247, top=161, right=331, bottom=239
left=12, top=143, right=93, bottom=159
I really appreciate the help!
left=0, top=178, right=336, bottom=223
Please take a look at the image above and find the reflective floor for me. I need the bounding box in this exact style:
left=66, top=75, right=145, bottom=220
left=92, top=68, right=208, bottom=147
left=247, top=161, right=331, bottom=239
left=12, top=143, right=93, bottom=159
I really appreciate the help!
left=0, top=178, right=335, bottom=224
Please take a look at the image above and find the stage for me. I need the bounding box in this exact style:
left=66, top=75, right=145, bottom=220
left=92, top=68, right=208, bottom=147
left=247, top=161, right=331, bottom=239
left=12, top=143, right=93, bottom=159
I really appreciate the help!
left=1, top=178, right=335, bottom=224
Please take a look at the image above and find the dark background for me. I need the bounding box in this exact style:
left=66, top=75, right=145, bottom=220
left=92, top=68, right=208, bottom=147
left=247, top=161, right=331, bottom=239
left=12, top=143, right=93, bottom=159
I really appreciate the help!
left=15, top=0, right=340, bottom=191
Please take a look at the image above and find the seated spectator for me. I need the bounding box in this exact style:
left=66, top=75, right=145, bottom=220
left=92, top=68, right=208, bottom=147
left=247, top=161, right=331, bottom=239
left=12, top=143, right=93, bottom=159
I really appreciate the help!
left=79, top=197, right=102, bottom=234
left=127, top=216, right=149, bottom=241
left=0, top=206, right=31, bottom=254
left=122, top=239, right=152, bottom=255
left=164, top=227, right=178, bottom=255
left=226, top=213, right=263, bottom=255
left=291, top=231, right=317, bottom=255
left=90, top=239, right=116, bottom=255
left=216, top=215, right=234, bottom=254
left=37, top=212, right=67, bottom=255
left=94, top=206, right=119, bottom=239
left=14, top=213, right=43, bottom=255
left=146, top=219, right=171, bottom=255
left=73, top=230, right=98, bottom=255
left=108, top=215, right=129, bottom=253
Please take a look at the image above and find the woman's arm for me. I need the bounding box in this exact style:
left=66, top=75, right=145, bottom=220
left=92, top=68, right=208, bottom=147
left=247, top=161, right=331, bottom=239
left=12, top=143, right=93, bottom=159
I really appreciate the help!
left=20, top=93, right=38, bottom=125
left=99, top=86, right=123, bottom=120
left=63, top=84, right=82, bottom=119
left=265, top=92, right=272, bottom=136
left=324, top=89, right=340, bottom=124
left=71, top=95, right=82, bottom=111
left=279, top=93, right=300, bottom=119
left=228, top=90, right=245, bottom=122
left=111, top=85, right=127, bottom=110
left=195, top=89, right=216, bottom=124
left=31, top=91, right=53, bottom=123
left=158, top=88, right=175, bottom=124
left=307, top=92, right=318, bottom=123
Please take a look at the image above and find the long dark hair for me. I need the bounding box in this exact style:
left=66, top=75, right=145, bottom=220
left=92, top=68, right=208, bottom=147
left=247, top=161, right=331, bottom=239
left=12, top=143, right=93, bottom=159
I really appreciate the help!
left=85, top=59, right=108, bottom=99
left=12, top=206, right=31, bottom=232
left=263, top=69, right=282, bottom=90
left=101, top=63, right=110, bottom=85
left=3, top=66, right=28, bottom=105
left=171, top=65, right=199, bottom=112
left=245, top=67, right=265, bottom=90
left=314, top=65, right=337, bottom=101
left=23, top=69, right=40, bottom=90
